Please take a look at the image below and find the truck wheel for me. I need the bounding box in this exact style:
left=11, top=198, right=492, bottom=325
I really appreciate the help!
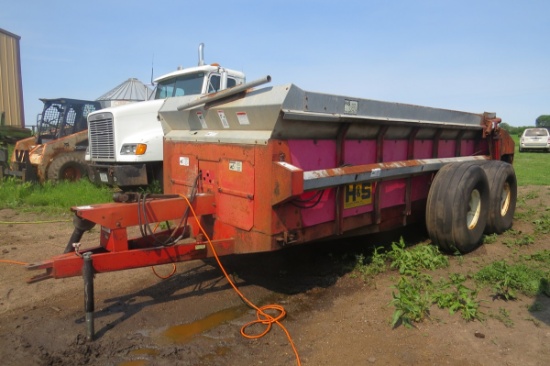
left=426, top=162, right=489, bottom=254
left=47, top=152, right=88, bottom=182
left=481, top=161, right=517, bottom=234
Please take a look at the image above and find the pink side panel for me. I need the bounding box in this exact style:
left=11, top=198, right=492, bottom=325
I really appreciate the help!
left=411, top=175, right=432, bottom=201
left=380, top=179, right=406, bottom=208
left=461, top=140, right=476, bottom=156
left=288, top=140, right=336, bottom=170
left=383, top=140, right=408, bottom=161
left=288, top=140, right=336, bottom=227
left=438, top=140, right=456, bottom=158
left=477, top=139, right=489, bottom=154
left=413, top=140, right=433, bottom=159
left=286, top=138, right=444, bottom=227
left=343, top=140, right=377, bottom=165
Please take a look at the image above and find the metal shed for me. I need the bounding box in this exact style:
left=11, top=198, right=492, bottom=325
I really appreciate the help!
left=0, top=28, right=25, bottom=128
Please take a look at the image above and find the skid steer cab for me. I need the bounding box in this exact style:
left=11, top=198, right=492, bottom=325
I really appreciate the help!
left=0, top=98, right=103, bottom=183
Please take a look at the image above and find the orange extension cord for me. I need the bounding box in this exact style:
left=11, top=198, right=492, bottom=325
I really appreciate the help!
left=179, top=194, right=302, bottom=366
left=0, top=259, right=29, bottom=266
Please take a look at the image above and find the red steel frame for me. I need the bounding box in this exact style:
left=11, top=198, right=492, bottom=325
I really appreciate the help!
left=27, top=195, right=234, bottom=282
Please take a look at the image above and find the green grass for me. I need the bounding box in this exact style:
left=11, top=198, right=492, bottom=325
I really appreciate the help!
left=511, top=134, right=550, bottom=186
left=0, top=178, right=113, bottom=214
left=474, top=256, right=550, bottom=298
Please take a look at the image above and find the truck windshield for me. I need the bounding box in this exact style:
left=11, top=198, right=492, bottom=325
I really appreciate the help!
left=154, top=72, right=205, bottom=99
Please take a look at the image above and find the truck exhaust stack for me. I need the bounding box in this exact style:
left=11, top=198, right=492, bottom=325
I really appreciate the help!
left=198, top=43, right=204, bottom=66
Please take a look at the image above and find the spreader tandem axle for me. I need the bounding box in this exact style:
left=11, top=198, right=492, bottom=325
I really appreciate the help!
left=27, top=76, right=517, bottom=342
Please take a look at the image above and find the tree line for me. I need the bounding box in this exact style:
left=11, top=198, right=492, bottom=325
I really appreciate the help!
left=500, top=114, right=550, bottom=135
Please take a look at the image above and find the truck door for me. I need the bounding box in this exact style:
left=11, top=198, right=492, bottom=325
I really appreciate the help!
left=207, top=73, right=238, bottom=93
left=207, top=74, right=221, bottom=93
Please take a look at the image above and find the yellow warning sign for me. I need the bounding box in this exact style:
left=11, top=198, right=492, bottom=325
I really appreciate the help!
left=344, top=182, right=373, bottom=209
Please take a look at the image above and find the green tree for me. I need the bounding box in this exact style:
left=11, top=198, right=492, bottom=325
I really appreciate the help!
left=500, top=122, right=511, bottom=131
left=499, top=123, right=524, bottom=136
left=536, top=115, right=550, bottom=127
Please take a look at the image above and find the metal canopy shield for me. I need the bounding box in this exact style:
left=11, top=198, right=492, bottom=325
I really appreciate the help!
left=159, top=83, right=487, bottom=144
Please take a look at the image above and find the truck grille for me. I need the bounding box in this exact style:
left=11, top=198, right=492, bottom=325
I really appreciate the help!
left=88, top=113, right=115, bottom=159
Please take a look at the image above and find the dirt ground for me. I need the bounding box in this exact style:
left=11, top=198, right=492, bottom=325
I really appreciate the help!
left=0, top=186, right=549, bottom=366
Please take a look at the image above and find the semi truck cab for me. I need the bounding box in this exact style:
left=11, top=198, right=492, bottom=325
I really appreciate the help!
left=86, top=45, right=245, bottom=187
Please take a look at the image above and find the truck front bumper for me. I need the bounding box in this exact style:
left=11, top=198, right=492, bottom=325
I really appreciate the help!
left=88, top=163, right=148, bottom=187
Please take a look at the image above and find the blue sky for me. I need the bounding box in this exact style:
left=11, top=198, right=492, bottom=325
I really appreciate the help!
left=2, top=0, right=549, bottom=126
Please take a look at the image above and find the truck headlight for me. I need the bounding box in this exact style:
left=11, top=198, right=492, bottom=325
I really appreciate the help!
left=120, top=143, right=147, bottom=155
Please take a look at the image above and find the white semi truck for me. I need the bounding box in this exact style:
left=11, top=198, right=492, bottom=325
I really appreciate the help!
left=86, top=44, right=246, bottom=187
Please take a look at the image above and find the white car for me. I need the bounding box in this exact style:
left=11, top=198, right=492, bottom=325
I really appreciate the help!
left=519, top=128, right=550, bottom=152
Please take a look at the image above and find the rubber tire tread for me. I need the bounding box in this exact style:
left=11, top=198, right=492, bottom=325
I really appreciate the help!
left=481, top=161, right=517, bottom=234
left=47, top=151, right=87, bottom=182
left=426, top=162, right=489, bottom=254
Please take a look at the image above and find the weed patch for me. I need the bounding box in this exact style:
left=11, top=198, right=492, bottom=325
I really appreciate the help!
left=363, top=238, right=481, bottom=328
left=390, top=274, right=432, bottom=328
left=533, top=213, right=550, bottom=234
left=353, top=247, right=387, bottom=279
left=431, top=273, right=482, bottom=321
left=357, top=236, right=550, bottom=329
left=386, top=238, right=449, bottom=275
left=483, top=234, right=498, bottom=244
left=488, top=307, right=514, bottom=328
left=502, top=234, right=535, bottom=248
left=474, top=260, right=550, bottom=298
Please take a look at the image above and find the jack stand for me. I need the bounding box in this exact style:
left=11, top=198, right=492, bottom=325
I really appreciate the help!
left=83, top=252, right=95, bottom=341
